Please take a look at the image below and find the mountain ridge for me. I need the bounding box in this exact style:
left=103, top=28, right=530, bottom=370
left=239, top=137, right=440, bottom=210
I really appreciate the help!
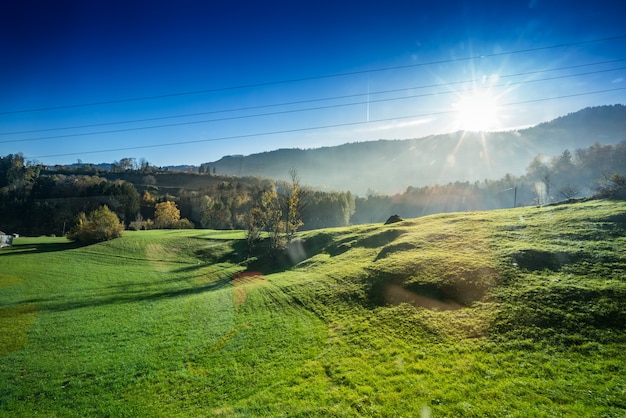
left=205, top=104, right=626, bottom=195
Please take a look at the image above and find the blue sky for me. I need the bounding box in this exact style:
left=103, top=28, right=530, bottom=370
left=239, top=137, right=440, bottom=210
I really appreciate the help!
left=1, top=0, right=625, bottom=166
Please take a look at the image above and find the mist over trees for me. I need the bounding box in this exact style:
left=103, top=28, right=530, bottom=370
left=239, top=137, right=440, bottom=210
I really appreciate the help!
left=206, top=105, right=626, bottom=196
left=352, top=140, right=626, bottom=223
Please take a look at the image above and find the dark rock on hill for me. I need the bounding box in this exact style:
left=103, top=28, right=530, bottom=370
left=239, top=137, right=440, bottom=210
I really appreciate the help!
left=384, top=215, right=404, bottom=225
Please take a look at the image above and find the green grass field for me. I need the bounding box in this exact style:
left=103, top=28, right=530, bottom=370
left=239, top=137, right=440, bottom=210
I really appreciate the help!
left=1, top=200, right=625, bottom=417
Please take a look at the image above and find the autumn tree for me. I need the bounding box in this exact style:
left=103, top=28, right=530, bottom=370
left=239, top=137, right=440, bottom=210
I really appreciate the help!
left=67, top=205, right=124, bottom=242
left=154, top=201, right=181, bottom=228
left=119, top=157, right=135, bottom=171
left=142, top=190, right=155, bottom=204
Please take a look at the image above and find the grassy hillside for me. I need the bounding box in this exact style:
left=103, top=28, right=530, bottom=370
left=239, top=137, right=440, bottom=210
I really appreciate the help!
left=1, top=200, right=625, bottom=416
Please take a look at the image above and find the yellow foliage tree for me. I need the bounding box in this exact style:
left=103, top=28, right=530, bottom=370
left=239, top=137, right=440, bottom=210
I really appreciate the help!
left=154, top=201, right=180, bottom=229
left=67, top=205, right=124, bottom=242
left=142, top=191, right=155, bottom=204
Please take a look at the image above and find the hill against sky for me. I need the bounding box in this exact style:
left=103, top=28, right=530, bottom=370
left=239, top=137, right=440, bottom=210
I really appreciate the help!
left=1, top=2, right=625, bottom=166
left=207, top=105, right=626, bottom=195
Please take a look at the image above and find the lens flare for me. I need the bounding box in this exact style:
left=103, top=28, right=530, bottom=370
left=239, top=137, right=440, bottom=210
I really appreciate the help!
left=454, top=91, right=499, bottom=131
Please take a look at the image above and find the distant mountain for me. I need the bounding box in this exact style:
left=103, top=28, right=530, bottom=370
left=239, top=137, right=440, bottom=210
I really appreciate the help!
left=206, top=105, right=626, bottom=195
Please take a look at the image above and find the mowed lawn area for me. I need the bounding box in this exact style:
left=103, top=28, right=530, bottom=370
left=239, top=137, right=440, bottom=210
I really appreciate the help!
left=1, top=200, right=625, bottom=416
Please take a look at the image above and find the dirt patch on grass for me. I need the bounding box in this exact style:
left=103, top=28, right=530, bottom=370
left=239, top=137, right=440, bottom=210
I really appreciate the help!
left=0, top=304, right=38, bottom=355
left=231, top=272, right=268, bottom=309
left=0, top=273, right=22, bottom=288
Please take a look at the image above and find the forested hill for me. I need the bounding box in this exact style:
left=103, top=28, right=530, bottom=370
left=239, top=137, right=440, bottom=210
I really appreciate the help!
left=206, top=105, right=626, bottom=195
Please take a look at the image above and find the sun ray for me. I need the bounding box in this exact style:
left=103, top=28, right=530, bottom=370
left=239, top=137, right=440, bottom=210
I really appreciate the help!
left=454, top=89, right=500, bottom=131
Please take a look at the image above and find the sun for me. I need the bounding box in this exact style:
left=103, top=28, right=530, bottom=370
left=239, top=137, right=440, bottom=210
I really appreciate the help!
left=454, top=91, right=500, bottom=131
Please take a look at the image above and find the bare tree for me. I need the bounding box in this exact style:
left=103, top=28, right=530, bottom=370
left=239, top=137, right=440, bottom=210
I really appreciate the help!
left=595, top=172, right=626, bottom=199
left=286, top=168, right=304, bottom=242
left=557, top=184, right=580, bottom=200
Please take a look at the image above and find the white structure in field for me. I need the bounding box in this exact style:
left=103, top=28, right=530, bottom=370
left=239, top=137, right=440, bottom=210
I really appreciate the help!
left=0, top=232, right=14, bottom=248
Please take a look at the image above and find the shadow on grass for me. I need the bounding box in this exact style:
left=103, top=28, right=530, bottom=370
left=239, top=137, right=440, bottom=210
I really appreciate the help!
left=353, top=228, right=406, bottom=249
left=9, top=276, right=233, bottom=313
left=237, top=227, right=406, bottom=276
left=172, top=240, right=250, bottom=275
left=194, top=239, right=249, bottom=264
left=225, top=239, right=318, bottom=277
left=0, top=240, right=86, bottom=256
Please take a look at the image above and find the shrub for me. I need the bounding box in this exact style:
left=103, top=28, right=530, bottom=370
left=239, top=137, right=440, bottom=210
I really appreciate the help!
left=128, top=214, right=154, bottom=230
left=174, top=218, right=195, bottom=229
left=67, top=205, right=124, bottom=242
left=595, top=173, right=626, bottom=199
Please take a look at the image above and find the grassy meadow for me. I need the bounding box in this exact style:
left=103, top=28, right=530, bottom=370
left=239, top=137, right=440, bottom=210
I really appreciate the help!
left=1, top=199, right=625, bottom=417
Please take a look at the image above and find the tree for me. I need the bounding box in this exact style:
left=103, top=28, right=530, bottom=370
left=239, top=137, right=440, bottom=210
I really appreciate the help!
left=245, top=206, right=265, bottom=253
left=143, top=191, right=155, bottom=204
left=107, top=180, right=140, bottom=223
left=595, top=173, right=626, bottom=199
left=262, top=189, right=284, bottom=257
left=302, top=191, right=355, bottom=229
left=526, top=155, right=549, bottom=181
left=199, top=195, right=214, bottom=228
left=285, top=168, right=304, bottom=241
left=245, top=186, right=285, bottom=257
left=526, top=155, right=552, bottom=205
left=67, top=205, right=124, bottom=242
left=0, top=153, right=32, bottom=190
left=119, top=157, right=135, bottom=171
left=557, top=184, right=581, bottom=200
left=154, top=201, right=181, bottom=228
left=555, top=149, right=574, bottom=172
left=542, top=171, right=552, bottom=203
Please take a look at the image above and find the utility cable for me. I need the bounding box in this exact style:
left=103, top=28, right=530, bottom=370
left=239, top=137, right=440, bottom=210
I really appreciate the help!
left=27, top=86, right=626, bottom=160
left=2, top=34, right=625, bottom=115
left=3, top=65, right=625, bottom=144
left=2, top=58, right=624, bottom=137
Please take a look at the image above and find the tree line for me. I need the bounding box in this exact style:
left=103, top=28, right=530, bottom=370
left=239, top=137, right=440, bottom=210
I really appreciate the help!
left=0, top=157, right=355, bottom=237
left=1, top=140, right=624, bottom=238
left=353, top=141, right=626, bottom=223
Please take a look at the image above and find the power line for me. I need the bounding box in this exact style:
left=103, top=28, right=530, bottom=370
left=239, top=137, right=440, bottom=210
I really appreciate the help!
left=4, top=65, right=625, bottom=144
left=2, top=34, right=625, bottom=116
left=2, top=58, right=624, bottom=137
left=27, top=86, right=626, bottom=160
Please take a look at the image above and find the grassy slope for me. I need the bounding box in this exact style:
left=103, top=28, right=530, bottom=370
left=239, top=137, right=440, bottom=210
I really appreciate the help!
left=0, top=200, right=625, bottom=417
